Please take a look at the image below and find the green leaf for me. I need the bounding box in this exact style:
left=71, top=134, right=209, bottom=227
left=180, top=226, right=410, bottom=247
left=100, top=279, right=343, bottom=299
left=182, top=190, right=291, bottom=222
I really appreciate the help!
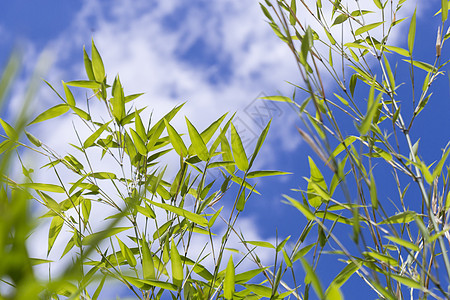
left=292, top=243, right=315, bottom=262
left=355, top=22, right=384, bottom=35
left=249, top=120, right=271, bottom=168
left=300, top=257, right=324, bottom=299
left=307, top=157, right=328, bottom=207
left=331, top=261, right=361, bottom=288
left=89, top=172, right=117, bottom=179
left=364, top=251, right=398, bottom=266
left=373, top=0, right=383, bottom=9
left=48, top=215, right=64, bottom=255
left=301, top=26, right=314, bottom=63
left=82, top=227, right=132, bottom=245
left=71, top=106, right=91, bottom=121
left=25, top=130, right=42, bottom=147
left=124, top=276, right=178, bottom=291
left=246, top=240, right=275, bottom=249
left=164, top=119, right=187, bottom=157
left=224, top=256, right=235, bottom=299
left=0, top=118, right=18, bottom=140
left=384, top=236, right=419, bottom=252
left=231, top=123, right=249, bottom=171
left=28, top=104, right=69, bottom=125
left=62, top=81, right=75, bottom=106
left=403, top=59, right=436, bottom=72
left=91, top=39, right=105, bottom=82
left=235, top=268, right=266, bottom=284
left=443, top=0, right=449, bottom=22
left=141, top=237, right=155, bottom=280
left=66, top=80, right=101, bottom=89
left=432, top=147, right=450, bottom=180
left=22, top=183, right=65, bottom=193
left=284, top=195, right=315, bottom=220
left=117, top=237, right=136, bottom=267
left=370, top=175, right=378, bottom=209
left=130, top=128, right=147, bottom=155
left=378, top=211, right=416, bottom=225
left=147, top=199, right=208, bottom=227
left=83, top=46, right=95, bottom=81
left=171, top=239, right=183, bottom=288
left=246, top=170, right=291, bottom=178
left=83, top=122, right=110, bottom=148
left=408, top=9, right=416, bottom=54
left=186, top=117, right=209, bottom=161
left=332, top=14, right=349, bottom=26
left=358, top=82, right=379, bottom=135
left=243, top=284, right=272, bottom=297
left=391, top=274, right=422, bottom=289
left=259, top=95, right=294, bottom=103
left=111, top=75, right=125, bottom=121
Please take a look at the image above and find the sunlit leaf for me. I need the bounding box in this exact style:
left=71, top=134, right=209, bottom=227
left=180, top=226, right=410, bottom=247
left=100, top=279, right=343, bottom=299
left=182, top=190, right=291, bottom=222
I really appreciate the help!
left=48, top=215, right=64, bottom=255
left=224, top=256, right=235, bottom=299
left=28, top=104, right=69, bottom=125
left=91, top=39, right=105, bottom=82
left=355, top=22, right=384, bottom=35
left=171, top=239, right=183, bottom=288
left=231, top=123, right=248, bottom=171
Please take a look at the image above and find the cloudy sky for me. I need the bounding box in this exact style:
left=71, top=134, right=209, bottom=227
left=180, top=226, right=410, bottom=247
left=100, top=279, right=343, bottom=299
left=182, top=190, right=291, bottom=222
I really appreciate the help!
left=3, top=0, right=449, bottom=298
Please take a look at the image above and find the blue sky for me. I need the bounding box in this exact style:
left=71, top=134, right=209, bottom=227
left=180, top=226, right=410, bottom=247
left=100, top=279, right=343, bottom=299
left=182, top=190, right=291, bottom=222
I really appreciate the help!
left=3, top=0, right=450, bottom=299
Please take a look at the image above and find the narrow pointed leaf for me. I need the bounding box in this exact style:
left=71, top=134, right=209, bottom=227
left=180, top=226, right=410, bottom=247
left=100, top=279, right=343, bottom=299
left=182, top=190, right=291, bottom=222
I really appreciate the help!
left=186, top=117, right=209, bottom=161
left=224, top=256, right=235, bottom=299
left=231, top=123, right=248, bottom=171
left=28, top=104, right=69, bottom=125
left=164, top=119, right=187, bottom=157
left=91, top=40, right=105, bottom=82
left=171, top=239, right=183, bottom=288
left=48, top=215, right=64, bottom=255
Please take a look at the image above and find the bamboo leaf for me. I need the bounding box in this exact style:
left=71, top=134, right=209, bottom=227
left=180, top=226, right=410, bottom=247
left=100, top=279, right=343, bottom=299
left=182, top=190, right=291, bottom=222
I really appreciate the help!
left=408, top=9, right=416, bottom=54
left=130, top=128, right=147, bottom=155
left=355, top=22, right=384, bottom=35
left=111, top=75, right=125, bottom=121
left=62, top=81, right=75, bottom=106
left=300, top=257, right=324, bottom=299
left=66, top=80, right=101, bottom=89
left=83, top=122, right=110, bottom=148
left=82, top=46, right=95, bottom=81
left=164, top=119, right=187, bottom=157
left=28, top=104, right=69, bottom=125
left=384, top=236, right=419, bottom=252
left=186, top=117, right=209, bottom=161
left=117, top=237, right=136, bottom=267
left=22, top=183, right=65, bottom=193
left=246, top=170, right=292, bottom=178
left=246, top=240, right=275, bottom=249
left=141, top=237, right=155, bottom=280
left=378, top=211, right=416, bottom=224
left=259, top=95, right=293, bottom=103
left=0, top=118, right=18, bottom=140
left=284, top=195, right=315, bottom=220
left=171, top=239, right=183, bottom=288
left=249, top=120, right=271, bottom=168
left=82, top=227, right=132, bottom=245
left=391, top=274, right=422, bottom=289
left=231, top=123, right=249, bottom=171
left=48, top=215, right=64, bottom=255
left=147, top=199, right=208, bottom=227
left=292, top=244, right=315, bottom=262
left=91, top=39, right=105, bottom=82
left=224, top=256, right=235, bottom=299
left=364, top=251, right=398, bottom=266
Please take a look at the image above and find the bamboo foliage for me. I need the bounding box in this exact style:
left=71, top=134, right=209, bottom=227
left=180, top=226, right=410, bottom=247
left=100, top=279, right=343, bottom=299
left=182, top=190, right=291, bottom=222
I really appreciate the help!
left=260, top=0, right=450, bottom=298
